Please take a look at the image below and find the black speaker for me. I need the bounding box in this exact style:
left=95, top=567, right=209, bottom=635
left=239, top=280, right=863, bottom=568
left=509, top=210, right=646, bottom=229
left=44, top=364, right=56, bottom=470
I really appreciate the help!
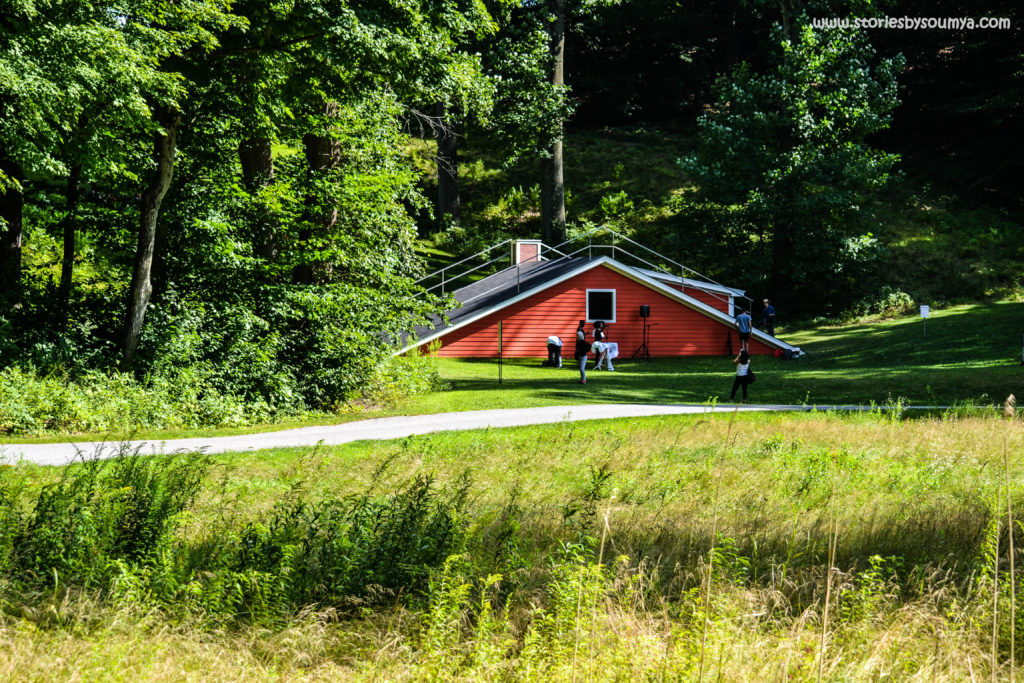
left=639, top=305, right=650, bottom=318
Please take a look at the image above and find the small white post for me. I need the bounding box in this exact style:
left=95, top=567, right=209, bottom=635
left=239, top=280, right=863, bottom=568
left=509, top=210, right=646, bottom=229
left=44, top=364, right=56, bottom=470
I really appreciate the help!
left=920, top=304, right=930, bottom=337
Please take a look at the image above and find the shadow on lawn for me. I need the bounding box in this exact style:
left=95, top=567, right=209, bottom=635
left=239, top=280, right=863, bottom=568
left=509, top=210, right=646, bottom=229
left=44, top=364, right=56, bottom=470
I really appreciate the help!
left=793, top=301, right=1024, bottom=368
left=440, top=353, right=1021, bottom=406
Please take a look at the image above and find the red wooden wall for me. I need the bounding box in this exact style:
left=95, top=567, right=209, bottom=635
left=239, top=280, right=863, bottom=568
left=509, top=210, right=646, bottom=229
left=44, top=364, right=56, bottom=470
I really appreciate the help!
left=431, top=265, right=773, bottom=357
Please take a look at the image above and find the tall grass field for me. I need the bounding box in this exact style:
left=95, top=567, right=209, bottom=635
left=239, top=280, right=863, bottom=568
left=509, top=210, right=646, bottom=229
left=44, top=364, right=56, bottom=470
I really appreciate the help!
left=0, top=408, right=1022, bottom=680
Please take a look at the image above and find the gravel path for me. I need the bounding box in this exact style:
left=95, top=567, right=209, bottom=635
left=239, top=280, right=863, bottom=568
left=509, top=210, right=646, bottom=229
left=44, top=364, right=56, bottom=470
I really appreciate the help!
left=1, top=403, right=938, bottom=466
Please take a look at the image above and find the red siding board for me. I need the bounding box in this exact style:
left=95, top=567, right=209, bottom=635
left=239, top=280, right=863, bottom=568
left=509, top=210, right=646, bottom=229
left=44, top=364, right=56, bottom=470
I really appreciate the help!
left=431, top=265, right=774, bottom=357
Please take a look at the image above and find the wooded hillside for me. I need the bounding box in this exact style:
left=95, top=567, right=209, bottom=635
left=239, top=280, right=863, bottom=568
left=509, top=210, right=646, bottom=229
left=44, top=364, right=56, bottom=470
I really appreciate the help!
left=1, top=0, right=1020, bottom=419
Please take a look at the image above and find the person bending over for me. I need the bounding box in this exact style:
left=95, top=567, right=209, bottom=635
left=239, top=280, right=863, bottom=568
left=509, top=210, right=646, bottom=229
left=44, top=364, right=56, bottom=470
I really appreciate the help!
left=546, top=335, right=563, bottom=367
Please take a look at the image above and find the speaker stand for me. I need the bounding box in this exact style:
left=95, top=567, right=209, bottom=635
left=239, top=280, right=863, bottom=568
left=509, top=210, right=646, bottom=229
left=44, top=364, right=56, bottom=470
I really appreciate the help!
left=633, top=318, right=651, bottom=361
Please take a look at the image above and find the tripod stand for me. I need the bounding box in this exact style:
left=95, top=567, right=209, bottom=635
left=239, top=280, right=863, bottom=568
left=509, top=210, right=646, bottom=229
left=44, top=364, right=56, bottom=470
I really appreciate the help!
left=633, top=319, right=653, bottom=361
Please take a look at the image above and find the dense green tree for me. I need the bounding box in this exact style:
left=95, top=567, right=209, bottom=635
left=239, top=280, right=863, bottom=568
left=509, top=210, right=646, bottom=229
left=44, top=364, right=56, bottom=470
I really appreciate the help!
left=119, top=0, right=499, bottom=403
left=0, top=0, right=65, bottom=301
left=682, top=25, right=903, bottom=315
left=118, top=0, right=239, bottom=369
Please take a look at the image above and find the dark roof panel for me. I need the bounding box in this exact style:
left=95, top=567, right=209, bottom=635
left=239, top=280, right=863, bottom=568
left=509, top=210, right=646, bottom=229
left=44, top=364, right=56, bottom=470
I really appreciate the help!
left=408, top=258, right=588, bottom=343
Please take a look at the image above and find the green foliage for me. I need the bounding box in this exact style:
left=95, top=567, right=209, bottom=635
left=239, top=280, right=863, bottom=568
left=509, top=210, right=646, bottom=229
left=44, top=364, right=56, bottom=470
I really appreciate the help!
left=848, top=285, right=915, bottom=321
left=598, top=190, right=634, bottom=222
left=681, top=25, right=904, bottom=316
left=0, top=452, right=471, bottom=624
left=1, top=0, right=501, bottom=421
left=0, top=449, right=211, bottom=587
left=0, top=366, right=280, bottom=435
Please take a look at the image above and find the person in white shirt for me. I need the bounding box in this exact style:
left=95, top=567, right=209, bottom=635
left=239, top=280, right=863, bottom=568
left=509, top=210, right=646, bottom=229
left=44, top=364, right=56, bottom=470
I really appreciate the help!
left=546, top=335, right=563, bottom=367
left=730, top=349, right=752, bottom=402
left=592, top=321, right=615, bottom=371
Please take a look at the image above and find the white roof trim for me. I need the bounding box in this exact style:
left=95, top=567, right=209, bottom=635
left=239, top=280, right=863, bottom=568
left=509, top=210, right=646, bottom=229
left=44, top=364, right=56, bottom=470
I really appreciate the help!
left=632, top=267, right=745, bottom=296
left=398, top=257, right=794, bottom=354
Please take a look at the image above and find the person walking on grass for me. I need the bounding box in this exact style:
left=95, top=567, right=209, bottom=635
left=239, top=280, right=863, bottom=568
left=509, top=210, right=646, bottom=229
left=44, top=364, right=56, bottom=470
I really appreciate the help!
left=735, top=308, right=753, bottom=352
left=730, top=349, right=753, bottom=402
left=575, top=320, right=591, bottom=384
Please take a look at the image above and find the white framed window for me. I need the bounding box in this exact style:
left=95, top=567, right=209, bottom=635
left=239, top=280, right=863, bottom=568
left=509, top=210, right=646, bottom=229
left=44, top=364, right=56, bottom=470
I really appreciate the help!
left=586, top=289, right=616, bottom=323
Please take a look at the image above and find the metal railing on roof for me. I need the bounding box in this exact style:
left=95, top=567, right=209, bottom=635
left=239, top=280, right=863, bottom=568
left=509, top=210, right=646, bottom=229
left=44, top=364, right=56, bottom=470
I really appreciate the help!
left=416, top=239, right=513, bottom=295
left=415, top=225, right=752, bottom=314
left=543, top=226, right=752, bottom=313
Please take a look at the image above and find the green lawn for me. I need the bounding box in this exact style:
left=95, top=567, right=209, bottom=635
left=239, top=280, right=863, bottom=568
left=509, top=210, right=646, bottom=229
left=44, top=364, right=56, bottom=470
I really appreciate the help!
left=398, top=301, right=1024, bottom=413
left=3, top=301, right=1021, bottom=445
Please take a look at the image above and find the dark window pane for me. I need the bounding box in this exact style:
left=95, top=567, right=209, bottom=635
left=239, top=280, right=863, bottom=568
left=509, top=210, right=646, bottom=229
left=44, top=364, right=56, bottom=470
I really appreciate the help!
left=588, top=291, right=614, bottom=320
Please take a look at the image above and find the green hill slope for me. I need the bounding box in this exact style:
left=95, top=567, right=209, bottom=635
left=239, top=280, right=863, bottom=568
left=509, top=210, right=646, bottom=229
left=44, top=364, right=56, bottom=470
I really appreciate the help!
left=417, top=127, right=1024, bottom=315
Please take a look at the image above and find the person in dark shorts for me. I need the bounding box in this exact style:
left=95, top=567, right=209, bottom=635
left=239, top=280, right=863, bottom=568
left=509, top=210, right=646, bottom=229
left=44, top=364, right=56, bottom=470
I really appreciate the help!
left=735, top=309, right=753, bottom=352
left=730, top=349, right=752, bottom=402
left=546, top=335, right=563, bottom=367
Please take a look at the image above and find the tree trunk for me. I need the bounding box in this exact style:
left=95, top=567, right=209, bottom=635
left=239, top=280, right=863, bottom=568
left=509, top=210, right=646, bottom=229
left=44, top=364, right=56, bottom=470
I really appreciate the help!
left=541, top=0, right=566, bottom=244
left=0, top=158, right=23, bottom=302
left=238, top=136, right=278, bottom=261
left=297, top=102, right=341, bottom=285
left=58, top=163, right=83, bottom=311
left=121, top=107, right=181, bottom=371
left=435, top=103, right=461, bottom=225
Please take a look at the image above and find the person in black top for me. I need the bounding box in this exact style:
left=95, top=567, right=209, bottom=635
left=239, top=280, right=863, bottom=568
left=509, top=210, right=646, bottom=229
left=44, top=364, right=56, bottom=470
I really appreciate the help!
left=574, top=320, right=591, bottom=384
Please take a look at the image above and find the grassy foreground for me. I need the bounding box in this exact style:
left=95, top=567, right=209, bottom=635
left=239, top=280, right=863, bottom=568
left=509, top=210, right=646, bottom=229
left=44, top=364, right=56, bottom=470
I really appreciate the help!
left=1, top=409, right=1023, bottom=680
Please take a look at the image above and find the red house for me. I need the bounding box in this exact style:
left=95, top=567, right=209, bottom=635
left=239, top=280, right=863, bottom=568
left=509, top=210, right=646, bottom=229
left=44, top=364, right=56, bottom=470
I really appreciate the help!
left=401, top=237, right=799, bottom=359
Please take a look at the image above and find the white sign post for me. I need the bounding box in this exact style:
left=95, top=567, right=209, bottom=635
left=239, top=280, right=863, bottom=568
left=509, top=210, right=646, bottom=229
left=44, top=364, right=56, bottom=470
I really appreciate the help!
left=920, top=305, right=930, bottom=337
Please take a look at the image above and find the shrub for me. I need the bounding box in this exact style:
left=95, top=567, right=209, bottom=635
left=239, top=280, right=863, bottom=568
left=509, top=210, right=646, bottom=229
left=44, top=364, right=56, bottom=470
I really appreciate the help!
left=0, top=448, right=211, bottom=588
left=0, top=367, right=288, bottom=435
left=360, top=344, right=450, bottom=408
left=848, top=285, right=915, bottom=320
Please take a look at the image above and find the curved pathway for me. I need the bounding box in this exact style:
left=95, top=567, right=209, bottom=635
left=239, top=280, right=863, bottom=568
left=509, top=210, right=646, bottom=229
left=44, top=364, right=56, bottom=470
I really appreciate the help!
left=1, top=403, right=941, bottom=466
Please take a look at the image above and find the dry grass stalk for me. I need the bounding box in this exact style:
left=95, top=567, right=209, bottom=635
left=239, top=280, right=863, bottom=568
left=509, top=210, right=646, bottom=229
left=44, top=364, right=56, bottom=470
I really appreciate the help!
left=1004, top=394, right=1016, bottom=683
left=818, top=481, right=839, bottom=683
left=993, top=493, right=1001, bottom=683
left=698, top=404, right=741, bottom=681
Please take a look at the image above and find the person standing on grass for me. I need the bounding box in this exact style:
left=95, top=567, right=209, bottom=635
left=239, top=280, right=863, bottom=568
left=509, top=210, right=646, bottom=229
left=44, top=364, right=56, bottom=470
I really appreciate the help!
left=761, top=298, right=776, bottom=337
left=592, top=321, right=615, bottom=371
left=730, top=349, right=752, bottom=402
left=735, top=308, right=753, bottom=352
left=575, top=320, right=591, bottom=384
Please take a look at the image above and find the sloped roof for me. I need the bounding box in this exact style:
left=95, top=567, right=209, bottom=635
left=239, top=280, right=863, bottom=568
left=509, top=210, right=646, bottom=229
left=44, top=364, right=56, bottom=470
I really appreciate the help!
left=401, top=256, right=797, bottom=354
left=407, top=258, right=587, bottom=344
